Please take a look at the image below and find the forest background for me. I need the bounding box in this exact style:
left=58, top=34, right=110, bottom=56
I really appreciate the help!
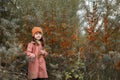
left=0, top=0, right=120, bottom=80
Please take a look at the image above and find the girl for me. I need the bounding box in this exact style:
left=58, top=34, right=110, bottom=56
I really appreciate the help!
left=26, top=26, right=48, bottom=80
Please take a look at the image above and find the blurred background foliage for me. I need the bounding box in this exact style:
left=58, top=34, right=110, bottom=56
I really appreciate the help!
left=0, top=0, right=120, bottom=80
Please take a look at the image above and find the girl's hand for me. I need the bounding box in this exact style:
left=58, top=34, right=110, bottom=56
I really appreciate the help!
left=27, top=54, right=35, bottom=62
left=29, top=53, right=35, bottom=58
left=40, top=50, right=46, bottom=55
left=39, top=50, right=48, bottom=57
left=44, top=51, right=48, bottom=57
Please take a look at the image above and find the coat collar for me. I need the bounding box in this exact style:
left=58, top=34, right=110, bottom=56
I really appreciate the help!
left=31, top=41, right=36, bottom=44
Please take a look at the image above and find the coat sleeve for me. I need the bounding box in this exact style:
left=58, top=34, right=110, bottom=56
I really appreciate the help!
left=25, top=43, right=35, bottom=57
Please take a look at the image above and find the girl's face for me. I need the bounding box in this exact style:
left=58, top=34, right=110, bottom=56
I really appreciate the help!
left=34, top=32, right=42, bottom=40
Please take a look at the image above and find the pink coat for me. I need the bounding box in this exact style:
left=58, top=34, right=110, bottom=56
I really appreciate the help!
left=26, top=41, right=48, bottom=79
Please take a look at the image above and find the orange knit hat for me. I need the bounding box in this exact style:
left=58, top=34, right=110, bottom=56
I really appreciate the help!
left=32, top=26, right=43, bottom=36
